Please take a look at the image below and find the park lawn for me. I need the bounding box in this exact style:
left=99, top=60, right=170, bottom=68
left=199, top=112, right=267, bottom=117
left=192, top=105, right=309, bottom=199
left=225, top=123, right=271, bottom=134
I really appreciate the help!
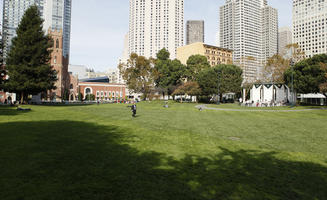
left=0, top=102, right=327, bottom=200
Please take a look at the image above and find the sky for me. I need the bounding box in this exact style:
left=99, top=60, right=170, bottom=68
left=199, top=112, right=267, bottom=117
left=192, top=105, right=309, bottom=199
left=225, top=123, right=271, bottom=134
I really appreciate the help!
left=1, top=0, right=293, bottom=72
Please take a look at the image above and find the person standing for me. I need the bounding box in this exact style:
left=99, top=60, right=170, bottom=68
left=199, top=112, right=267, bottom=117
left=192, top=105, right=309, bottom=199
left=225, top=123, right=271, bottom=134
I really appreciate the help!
left=131, top=103, right=137, bottom=117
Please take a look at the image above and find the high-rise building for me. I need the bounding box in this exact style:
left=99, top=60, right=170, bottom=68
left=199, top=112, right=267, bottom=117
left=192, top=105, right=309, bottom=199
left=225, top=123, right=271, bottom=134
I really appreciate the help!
left=186, top=20, right=204, bottom=45
left=43, top=0, right=72, bottom=59
left=219, top=0, right=278, bottom=81
left=128, top=0, right=184, bottom=60
left=278, top=27, right=292, bottom=56
left=2, top=0, right=44, bottom=58
left=2, top=0, right=72, bottom=59
left=293, top=0, right=327, bottom=58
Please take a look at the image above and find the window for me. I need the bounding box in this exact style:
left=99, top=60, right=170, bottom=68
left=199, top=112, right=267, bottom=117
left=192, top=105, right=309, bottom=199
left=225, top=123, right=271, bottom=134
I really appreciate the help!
left=56, top=39, right=59, bottom=48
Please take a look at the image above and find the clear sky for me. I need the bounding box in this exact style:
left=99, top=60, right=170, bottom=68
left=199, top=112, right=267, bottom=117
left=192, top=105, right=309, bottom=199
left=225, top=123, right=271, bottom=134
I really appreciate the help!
left=3, top=0, right=293, bottom=71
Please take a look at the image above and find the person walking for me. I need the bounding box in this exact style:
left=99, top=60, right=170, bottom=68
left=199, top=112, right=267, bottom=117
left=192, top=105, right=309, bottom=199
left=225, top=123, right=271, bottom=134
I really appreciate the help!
left=131, top=103, right=137, bottom=117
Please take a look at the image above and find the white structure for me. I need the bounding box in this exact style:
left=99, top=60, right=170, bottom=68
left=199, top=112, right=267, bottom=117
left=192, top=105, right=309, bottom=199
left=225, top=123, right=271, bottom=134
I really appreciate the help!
left=2, top=0, right=72, bottom=59
left=299, top=94, right=326, bottom=106
left=278, top=27, right=293, bottom=57
left=293, top=0, right=327, bottom=58
left=128, top=0, right=184, bottom=60
left=219, top=0, right=278, bottom=81
left=250, top=84, right=293, bottom=106
left=43, top=0, right=72, bottom=58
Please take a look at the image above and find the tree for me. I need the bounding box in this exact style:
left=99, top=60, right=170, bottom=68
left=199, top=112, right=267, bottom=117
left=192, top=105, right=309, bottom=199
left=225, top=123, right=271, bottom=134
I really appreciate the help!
left=85, top=94, right=95, bottom=101
left=0, top=37, right=5, bottom=89
left=197, top=64, right=243, bottom=98
left=119, top=53, right=154, bottom=100
left=78, top=93, right=83, bottom=101
left=4, top=6, right=57, bottom=103
left=284, top=54, right=327, bottom=94
left=185, top=55, right=210, bottom=81
left=154, top=48, right=185, bottom=97
left=285, top=43, right=305, bottom=63
left=263, top=54, right=290, bottom=83
left=172, top=81, right=201, bottom=102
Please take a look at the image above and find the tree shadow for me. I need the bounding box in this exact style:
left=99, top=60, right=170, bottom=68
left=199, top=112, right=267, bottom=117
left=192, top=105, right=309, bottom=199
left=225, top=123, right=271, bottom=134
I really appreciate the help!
left=0, top=121, right=326, bottom=200
left=0, top=106, right=32, bottom=116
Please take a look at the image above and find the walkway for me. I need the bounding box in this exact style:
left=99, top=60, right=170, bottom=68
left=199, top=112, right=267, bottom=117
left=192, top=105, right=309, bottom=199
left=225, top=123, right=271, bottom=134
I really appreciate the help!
left=195, top=105, right=327, bottom=112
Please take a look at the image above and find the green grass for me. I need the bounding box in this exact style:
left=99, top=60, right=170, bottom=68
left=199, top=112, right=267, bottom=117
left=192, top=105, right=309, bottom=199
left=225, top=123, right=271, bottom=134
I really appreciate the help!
left=0, top=102, right=327, bottom=200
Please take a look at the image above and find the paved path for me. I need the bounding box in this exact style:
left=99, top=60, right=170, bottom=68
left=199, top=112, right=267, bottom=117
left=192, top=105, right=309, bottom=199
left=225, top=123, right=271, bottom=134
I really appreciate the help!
left=195, top=105, right=327, bottom=112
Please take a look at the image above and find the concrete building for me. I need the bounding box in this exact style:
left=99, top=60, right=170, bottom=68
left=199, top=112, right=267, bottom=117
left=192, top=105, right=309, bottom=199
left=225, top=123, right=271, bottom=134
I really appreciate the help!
left=2, top=0, right=44, bottom=58
left=186, top=20, right=204, bottom=45
left=219, top=0, right=278, bottom=81
left=278, top=27, right=293, bottom=56
left=68, top=65, right=88, bottom=79
left=128, top=0, right=184, bottom=60
left=2, top=0, right=72, bottom=59
left=293, top=0, right=327, bottom=58
left=176, top=42, right=233, bottom=66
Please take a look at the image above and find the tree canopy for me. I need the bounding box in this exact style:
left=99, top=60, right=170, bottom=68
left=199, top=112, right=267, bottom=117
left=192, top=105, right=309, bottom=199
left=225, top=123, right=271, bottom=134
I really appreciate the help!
left=185, top=55, right=210, bottom=81
left=284, top=54, right=327, bottom=94
left=4, top=5, right=57, bottom=103
left=119, top=53, right=154, bottom=100
left=263, top=54, right=290, bottom=83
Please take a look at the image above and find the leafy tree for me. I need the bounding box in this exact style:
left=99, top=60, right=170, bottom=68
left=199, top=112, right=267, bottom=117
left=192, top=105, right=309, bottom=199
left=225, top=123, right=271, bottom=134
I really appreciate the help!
left=119, top=53, right=154, bottom=100
left=284, top=54, right=327, bottom=94
left=78, top=93, right=83, bottom=101
left=263, top=54, right=290, bottom=83
left=85, top=94, right=95, bottom=101
left=285, top=43, right=306, bottom=63
left=63, top=89, right=70, bottom=101
left=186, top=55, right=210, bottom=81
left=197, top=64, right=243, bottom=98
left=154, top=48, right=185, bottom=96
left=4, top=6, right=57, bottom=103
left=172, top=81, right=201, bottom=102
left=0, top=37, right=5, bottom=89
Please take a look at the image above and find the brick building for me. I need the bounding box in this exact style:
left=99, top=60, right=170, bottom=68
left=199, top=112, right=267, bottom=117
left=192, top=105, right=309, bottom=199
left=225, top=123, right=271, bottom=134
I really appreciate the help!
left=79, top=79, right=126, bottom=101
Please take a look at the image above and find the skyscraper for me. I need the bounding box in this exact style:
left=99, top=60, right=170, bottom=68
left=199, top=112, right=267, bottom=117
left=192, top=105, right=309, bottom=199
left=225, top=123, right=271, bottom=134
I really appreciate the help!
left=278, top=27, right=292, bottom=57
left=2, top=0, right=44, bottom=58
left=186, top=20, right=204, bottom=45
left=128, top=0, right=184, bottom=60
left=43, top=0, right=72, bottom=59
left=293, top=0, right=327, bottom=58
left=219, top=0, right=278, bottom=81
left=2, top=0, right=72, bottom=59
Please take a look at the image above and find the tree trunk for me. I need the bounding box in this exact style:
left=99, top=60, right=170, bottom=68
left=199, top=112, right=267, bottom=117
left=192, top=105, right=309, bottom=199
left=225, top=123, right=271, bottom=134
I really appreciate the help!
left=20, top=92, right=24, bottom=104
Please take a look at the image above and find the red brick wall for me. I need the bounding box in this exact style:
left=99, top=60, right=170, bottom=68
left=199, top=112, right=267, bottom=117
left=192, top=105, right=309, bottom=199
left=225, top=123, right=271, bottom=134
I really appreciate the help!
left=79, top=82, right=126, bottom=100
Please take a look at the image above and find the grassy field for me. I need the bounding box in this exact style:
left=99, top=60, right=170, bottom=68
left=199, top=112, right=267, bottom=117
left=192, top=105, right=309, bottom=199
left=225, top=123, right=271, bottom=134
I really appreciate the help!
left=0, top=102, right=327, bottom=200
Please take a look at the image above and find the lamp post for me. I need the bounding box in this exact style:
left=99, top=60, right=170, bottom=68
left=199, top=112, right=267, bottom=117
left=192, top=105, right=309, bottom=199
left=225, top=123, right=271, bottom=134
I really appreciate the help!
left=217, top=71, right=221, bottom=105
left=290, top=59, right=295, bottom=107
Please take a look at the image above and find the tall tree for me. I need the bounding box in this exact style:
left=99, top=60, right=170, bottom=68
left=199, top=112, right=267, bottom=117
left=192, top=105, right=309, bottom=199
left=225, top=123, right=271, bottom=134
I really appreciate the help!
left=154, top=48, right=185, bottom=96
left=284, top=54, right=327, bottom=94
left=4, top=6, right=57, bottom=103
left=0, top=36, right=5, bottom=89
left=263, top=54, right=290, bottom=83
left=172, top=82, right=201, bottom=102
left=197, top=64, right=243, bottom=97
left=285, top=43, right=305, bottom=63
left=119, top=53, right=154, bottom=100
left=185, top=55, right=210, bottom=81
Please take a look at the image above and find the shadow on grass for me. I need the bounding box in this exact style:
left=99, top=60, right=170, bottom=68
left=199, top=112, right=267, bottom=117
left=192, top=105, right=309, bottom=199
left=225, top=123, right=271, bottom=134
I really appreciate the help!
left=0, top=106, right=31, bottom=116
left=0, top=121, right=326, bottom=200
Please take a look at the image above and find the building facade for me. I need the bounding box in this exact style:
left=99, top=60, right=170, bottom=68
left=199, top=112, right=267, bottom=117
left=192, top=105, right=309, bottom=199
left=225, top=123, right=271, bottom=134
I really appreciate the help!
left=278, top=26, right=293, bottom=56
left=79, top=82, right=126, bottom=101
left=176, top=42, right=233, bottom=66
left=293, top=0, right=327, bottom=58
left=2, top=0, right=44, bottom=58
left=128, top=0, right=184, bottom=60
left=186, top=20, right=204, bottom=45
left=219, top=0, right=278, bottom=81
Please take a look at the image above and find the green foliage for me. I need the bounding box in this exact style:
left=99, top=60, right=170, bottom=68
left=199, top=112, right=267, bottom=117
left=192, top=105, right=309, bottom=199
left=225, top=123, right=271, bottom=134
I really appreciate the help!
left=284, top=54, right=327, bottom=94
left=78, top=93, right=83, bottom=101
left=186, top=55, right=210, bottom=81
left=119, top=53, right=154, bottom=100
left=172, top=81, right=201, bottom=97
left=197, top=64, right=243, bottom=96
left=4, top=6, right=57, bottom=103
left=85, top=94, right=95, bottom=101
left=0, top=36, right=5, bottom=89
left=63, top=89, right=70, bottom=101
left=154, top=48, right=185, bottom=95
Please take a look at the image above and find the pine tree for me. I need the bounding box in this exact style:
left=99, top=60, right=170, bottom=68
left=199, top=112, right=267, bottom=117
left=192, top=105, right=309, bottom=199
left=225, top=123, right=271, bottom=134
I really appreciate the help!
left=4, top=5, right=57, bottom=103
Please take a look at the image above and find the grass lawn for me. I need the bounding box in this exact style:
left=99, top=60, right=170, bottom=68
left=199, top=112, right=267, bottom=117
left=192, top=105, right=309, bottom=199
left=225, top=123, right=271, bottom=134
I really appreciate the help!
left=0, top=102, right=327, bottom=200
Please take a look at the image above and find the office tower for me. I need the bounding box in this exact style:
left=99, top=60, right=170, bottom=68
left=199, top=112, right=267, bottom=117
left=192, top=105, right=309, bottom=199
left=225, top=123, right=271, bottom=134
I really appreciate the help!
left=2, top=0, right=44, bottom=58
left=43, top=0, right=72, bottom=59
left=128, top=0, right=184, bottom=60
left=278, top=27, right=292, bottom=57
left=220, top=0, right=278, bottom=81
left=293, top=0, right=327, bottom=58
left=186, top=20, right=204, bottom=45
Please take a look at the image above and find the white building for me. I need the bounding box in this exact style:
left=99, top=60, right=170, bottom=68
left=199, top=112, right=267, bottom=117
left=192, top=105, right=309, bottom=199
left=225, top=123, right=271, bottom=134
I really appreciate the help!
left=2, top=0, right=72, bottom=59
left=128, top=0, right=184, bottom=60
left=278, top=27, right=293, bottom=57
left=219, top=0, right=278, bottom=82
left=293, top=0, right=327, bottom=58
left=186, top=20, right=204, bottom=45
